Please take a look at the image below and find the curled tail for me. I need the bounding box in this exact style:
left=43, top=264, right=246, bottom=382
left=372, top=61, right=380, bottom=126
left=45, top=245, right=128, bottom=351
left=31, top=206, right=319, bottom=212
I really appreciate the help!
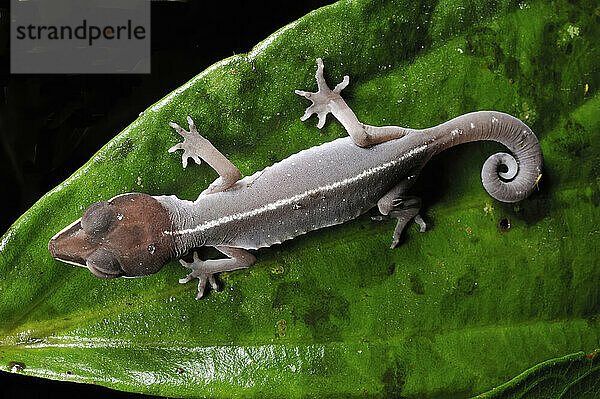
left=429, top=111, right=543, bottom=203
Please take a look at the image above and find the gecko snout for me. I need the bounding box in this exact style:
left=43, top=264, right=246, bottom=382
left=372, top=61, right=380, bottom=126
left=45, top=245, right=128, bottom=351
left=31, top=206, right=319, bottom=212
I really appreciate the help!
left=48, top=219, right=92, bottom=268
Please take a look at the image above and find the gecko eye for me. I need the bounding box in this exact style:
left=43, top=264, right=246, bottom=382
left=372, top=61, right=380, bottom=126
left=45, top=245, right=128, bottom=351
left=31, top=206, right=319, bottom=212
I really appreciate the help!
left=86, top=247, right=124, bottom=279
left=81, top=201, right=116, bottom=235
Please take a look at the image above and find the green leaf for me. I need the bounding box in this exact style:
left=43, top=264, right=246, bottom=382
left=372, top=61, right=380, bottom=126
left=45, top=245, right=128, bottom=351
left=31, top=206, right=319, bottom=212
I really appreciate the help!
left=1, top=0, right=599, bottom=397
left=475, top=351, right=600, bottom=398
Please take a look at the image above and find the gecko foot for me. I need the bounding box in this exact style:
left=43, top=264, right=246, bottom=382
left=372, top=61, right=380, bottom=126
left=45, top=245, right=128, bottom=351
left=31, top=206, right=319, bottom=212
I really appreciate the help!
left=178, top=251, right=219, bottom=299
left=168, top=116, right=207, bottom=169
left=384, top=196, right=427, bottom=249
left=295, top=58, right=349, bottom=129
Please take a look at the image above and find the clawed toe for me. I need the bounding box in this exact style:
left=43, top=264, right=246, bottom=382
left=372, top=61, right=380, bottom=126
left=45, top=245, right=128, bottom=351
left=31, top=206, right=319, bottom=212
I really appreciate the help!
left=208, top=274, right=218, bottom=291
left=186, top=116, right=197, bottom=132
left=294, top=89, right=312, bottom=99
left=415, top=215, right=427, bottom=232
left=333, top=76, right=350, bottom=93
left=168, top=143, right=184, bottom=153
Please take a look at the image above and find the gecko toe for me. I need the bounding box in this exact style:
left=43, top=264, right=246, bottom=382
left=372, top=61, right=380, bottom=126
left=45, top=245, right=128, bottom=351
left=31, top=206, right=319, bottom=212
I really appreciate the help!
left=191, top=155, right=202, bottom=165
left=168, top=143, right=184, bottom=153
left=186, top=116, right=198, bottom=132
left=316, top=113, right=327, bottom=129
left=415, top=215, right=427, bottom=232
left=208, top=274, right=219, bottom=291
left=333, top=76, right=350, bottom=94
left=295, top=90, right=311, bottom=99
left=169, top=122, right=186, bottom=137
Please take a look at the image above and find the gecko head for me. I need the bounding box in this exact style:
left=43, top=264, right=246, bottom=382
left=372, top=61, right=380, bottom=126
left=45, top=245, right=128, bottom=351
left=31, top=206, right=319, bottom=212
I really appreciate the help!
left=48, top=193, right=176, bottom=279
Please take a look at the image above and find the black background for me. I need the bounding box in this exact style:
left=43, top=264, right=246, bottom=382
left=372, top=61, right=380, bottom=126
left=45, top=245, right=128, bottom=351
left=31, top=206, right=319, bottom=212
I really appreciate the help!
left=0, top=0, right=333, bottom=397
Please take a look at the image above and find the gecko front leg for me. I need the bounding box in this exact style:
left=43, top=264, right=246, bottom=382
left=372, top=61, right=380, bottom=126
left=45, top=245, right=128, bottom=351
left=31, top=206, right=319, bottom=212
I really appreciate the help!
left=295, top=58, right=412, bottom=147
left=169, top=116, right=242, bottom=194
left=179, top=247, right=256, bottom=299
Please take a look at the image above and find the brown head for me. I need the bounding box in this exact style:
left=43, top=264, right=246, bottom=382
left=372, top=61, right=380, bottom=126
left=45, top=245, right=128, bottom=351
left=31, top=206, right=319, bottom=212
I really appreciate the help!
left=48, top=193, right=176, bottom=278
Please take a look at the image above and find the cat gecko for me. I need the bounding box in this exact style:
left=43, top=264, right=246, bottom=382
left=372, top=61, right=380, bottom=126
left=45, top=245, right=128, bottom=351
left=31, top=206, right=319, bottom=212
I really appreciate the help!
left=49, top=58, right=543, bottom=299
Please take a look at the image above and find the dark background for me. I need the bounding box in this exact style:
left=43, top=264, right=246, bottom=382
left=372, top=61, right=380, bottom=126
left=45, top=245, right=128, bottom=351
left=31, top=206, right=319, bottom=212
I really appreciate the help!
left=0, top=0, right=333, bottom=397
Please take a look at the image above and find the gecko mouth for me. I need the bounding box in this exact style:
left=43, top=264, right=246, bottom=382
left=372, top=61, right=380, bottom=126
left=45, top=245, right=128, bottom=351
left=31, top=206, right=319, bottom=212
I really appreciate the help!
left=86, top=261, right=123, bottom=279
left=85, top=247, right=124, bottom=279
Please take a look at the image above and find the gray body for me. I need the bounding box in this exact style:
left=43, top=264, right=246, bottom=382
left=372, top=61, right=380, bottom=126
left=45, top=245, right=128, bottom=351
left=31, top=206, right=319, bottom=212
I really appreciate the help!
left=158, top=105, right=542, bottom=257
left=158, top=134, right=428, bottom=252
left=49, top=59, right=543, bottom=299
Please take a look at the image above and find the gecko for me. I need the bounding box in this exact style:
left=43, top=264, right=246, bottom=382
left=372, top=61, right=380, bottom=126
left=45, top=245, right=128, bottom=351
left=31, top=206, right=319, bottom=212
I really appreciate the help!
left=48, top=58, right=543, bottom=299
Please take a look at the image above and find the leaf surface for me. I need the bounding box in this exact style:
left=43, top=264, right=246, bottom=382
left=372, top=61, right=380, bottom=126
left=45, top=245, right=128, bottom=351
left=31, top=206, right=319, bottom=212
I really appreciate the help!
left=1, top=0, right=599, bottom=397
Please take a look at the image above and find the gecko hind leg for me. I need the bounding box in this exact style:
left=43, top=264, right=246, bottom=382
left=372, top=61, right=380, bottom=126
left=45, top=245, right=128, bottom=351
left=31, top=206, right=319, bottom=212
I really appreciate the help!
left=179, top=247, right=256, bottom=299
left=375, top=172, right=426, bottom=248
left=169, top=116, right=242, bottom=195
left=295, top=58, right=412, bottom=147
